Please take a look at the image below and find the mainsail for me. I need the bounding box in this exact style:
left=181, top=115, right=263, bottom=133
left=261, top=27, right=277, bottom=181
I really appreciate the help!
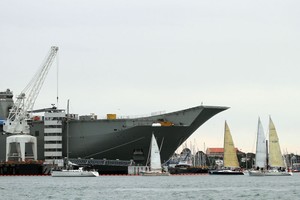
left=268, top=117, right=285, bottom=167
left=223, top=121, right=239, bottom=168
left=255, top=118, right=267, bottom=168
left=150, top=134, right=162, bottom=172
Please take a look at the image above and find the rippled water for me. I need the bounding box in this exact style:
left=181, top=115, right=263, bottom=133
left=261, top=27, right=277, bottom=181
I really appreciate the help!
left=1, top=174, right=300, bottom=200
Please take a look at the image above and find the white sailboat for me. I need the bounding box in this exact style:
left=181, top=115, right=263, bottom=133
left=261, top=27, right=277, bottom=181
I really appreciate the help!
left=209, top=121, right=244, bottom=175
left=51, top=167, right=99, bottom=177
left=51, top=100, right=99, bottom=177
left=140, top=134, right=170, bottom=176
left=249, top=117, right=292, bottom=176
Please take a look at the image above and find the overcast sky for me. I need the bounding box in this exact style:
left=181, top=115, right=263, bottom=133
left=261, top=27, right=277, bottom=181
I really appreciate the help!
left=1, top=0, right=299, bottom=154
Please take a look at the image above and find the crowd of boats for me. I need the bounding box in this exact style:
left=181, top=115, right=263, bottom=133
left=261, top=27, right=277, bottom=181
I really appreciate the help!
left=50, top=116, right=299, bottom=177
left=208, top=117, right=293, bottom=176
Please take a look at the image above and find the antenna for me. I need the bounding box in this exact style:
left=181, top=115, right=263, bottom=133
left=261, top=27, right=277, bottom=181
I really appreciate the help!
left=56, top=50, right=59, bottom=107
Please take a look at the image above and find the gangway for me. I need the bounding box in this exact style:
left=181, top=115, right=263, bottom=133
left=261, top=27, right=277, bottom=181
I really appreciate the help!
left=68, top=158, right=135, bottom=167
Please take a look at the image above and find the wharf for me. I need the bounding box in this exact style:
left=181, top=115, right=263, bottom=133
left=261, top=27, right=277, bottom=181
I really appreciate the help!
left=0, top=161, right=46, bottom=176
left=0, top=159, right=136, bottom=175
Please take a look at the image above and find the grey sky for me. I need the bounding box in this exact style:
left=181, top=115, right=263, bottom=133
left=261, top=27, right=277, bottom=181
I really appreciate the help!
left=1, top=0, right=299, bottom=153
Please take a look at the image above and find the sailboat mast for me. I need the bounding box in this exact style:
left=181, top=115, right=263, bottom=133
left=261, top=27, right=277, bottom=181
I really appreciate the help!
left=67, top=99, right=69, bottom=159
left=266, top=140, right=269, bottom=170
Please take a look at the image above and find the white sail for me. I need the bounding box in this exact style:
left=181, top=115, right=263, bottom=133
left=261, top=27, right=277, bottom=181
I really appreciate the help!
left=255, top=118, right=267, bottom=168
left=150, top=134, right=162, bottom=172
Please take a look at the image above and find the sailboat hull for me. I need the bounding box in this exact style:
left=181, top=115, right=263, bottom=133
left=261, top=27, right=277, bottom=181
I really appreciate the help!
left=249, top=170, right=292, bottom=176
left=248, top=170, right=265, bottom=176
left=51, top=170, right=99, bottom=177
left=140, top=171, right=170, bottom=176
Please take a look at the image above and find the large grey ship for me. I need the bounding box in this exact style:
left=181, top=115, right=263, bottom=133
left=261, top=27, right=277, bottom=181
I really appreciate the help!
left=0, top=89, right=228, bottom=165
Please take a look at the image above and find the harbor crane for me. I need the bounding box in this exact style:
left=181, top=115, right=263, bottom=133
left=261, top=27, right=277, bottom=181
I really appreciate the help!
left=3, top=46, right=59, bottom=161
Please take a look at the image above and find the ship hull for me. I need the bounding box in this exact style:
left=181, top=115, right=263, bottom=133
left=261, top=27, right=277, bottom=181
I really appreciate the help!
left=0, top=105, right=228, bottom=165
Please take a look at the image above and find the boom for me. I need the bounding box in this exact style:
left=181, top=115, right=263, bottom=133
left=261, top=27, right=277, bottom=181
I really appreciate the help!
left=3, top=46, right=59, bottom=134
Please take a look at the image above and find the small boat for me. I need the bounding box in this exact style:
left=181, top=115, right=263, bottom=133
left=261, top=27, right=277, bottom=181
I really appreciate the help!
left=169, top=161, right=208, bottom=174
left=249, top=117, right=292, bottom=176
left=209, top=121, right=244, bottom=175
left=168, top=149, right=208, bottom=174
left=51, top=167, right=99, bottom=177
left=140, top=134, right=170, bottom=176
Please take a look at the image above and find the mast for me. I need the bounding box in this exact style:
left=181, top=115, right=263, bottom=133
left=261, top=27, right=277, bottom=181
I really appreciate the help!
left=67, top=99, right=70, bottom=159
left=266, top=140, right=269, bottom=169
left=246, top=153, right=248, bottom=169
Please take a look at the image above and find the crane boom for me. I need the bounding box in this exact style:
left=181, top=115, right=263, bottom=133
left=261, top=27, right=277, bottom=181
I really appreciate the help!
left=3, top=46, right=59, bottom=134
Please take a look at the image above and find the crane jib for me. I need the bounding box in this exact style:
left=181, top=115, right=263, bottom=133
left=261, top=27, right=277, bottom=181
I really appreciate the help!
left=3, top=46, right=59, bottom=135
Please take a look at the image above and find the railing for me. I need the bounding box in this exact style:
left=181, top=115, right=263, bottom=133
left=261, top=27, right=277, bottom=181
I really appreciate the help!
left=95, top=111, right=166, bottom=120
left=68, top=158, right=135, bottom=166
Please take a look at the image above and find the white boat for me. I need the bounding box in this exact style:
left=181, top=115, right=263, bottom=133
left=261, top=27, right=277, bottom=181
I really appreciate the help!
left=249, top=117, right=292, bottom=176
left=51, top=167, right=99, bottom=177
left=209, top=121, right=244, bottom=175
left=140, top=134, right=170, bottom=176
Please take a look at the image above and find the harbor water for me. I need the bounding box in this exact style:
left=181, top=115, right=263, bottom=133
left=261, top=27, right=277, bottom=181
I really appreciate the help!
left=1, top=173, right=300, bottom=200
